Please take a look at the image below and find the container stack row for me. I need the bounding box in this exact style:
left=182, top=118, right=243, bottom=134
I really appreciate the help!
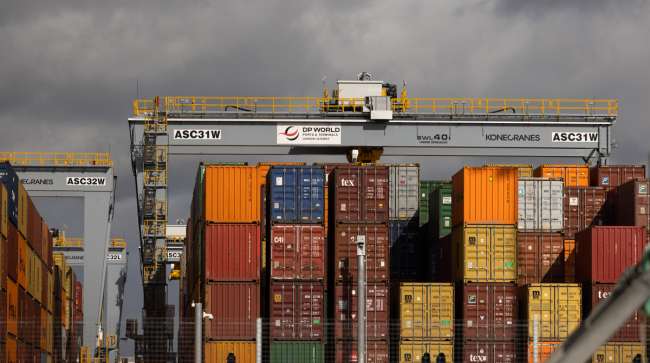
left=0, top=162, right=84, bottom=363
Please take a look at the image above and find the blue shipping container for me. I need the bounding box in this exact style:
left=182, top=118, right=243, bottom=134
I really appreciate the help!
left=269, top=166, right=324, bottom=223
left=0, top=162, right=19, bottom=226
left=389, top=220, right=419, bottom=280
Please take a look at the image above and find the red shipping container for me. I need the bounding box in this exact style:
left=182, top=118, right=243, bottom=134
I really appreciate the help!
left=0, top=290, right=5, bottom=340
left=270, top=225, right=325, bottom=280
left=462, top=341, right=517, bottom=363
left=205, top=224, right=261, bottom=282
left=334, top=224, right=389, bottom=282
left=269, top=281, right=324, bottom=340
left=7, top=223, right=18, bottom=281
left=462, top=283, right=518, bottom=340
left=204, top=282, right=260, bottom=340
left=616, top=180, right=650, bottom=228
left=517, top=232, right=564, bottom=284
left=334, top=283, right=389, bottom=340
left=335, top=339, right=389, bottom=363
left=74, top=281, right=83, bottom=314
left=591, top=165, right=646, bottom=190
left=585, top=283, right=645, bottom=342
left=333, top=166, right=389, bottom=223
left=576, top=226, right=646, bottom=283
left=563, top=187, right=606, bottom=239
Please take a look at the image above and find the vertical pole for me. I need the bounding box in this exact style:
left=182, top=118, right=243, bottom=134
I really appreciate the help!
left=256, top=318, right=262, bottom=363
left=533, top=318, right=538, bottom=363
left=194, top=302, right=202, bottom=363
left=356, top=235, right=367, bottom=363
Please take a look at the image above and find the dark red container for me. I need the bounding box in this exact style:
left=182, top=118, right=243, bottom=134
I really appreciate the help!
left=576, top=226, right=646, bottom=283
left=462, top=283, right=518, bottom=340
left=517, top=232, right=564, bottom=284
left=335, top=339, right=389, bottom=363
left=7, top=223, right=18, bottom=281
left=0, top=290, right=5, bottom=340
left=205, top=224, right=261, bottom=282
left=334, top=224, right=389, bottom=282
left=616, top=179, right=650, bottom=228
left=204, top=282, right=260, bottom=340
left=591, top=165, right=646, bottom=190
left=585, top=283, right=645, bottom=342
left=334, top=283, right=389, bottom=340
left=563, top=187, right=607, bottom=239
left=269, top=281, right=324, bottom=340
left=462, top=341, right=517, bottom=363
left=270, top=225, right=325, bottom=280
left=332, top=165, right=389, bottom=224
left=74, top=281, right=83, bottom=314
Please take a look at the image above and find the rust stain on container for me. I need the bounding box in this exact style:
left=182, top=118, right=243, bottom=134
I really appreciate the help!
left=576, top=226, right=645, bottom=283
left=334, top=224, right=389, bottom=282
left=334, top=283, right=389, bottom=340
left=517, top=232, right=564, bottom=284
left=535, top=164, right=589, bottom=187
left=204, top=282, right=260, bottom=340
left=586, top=283, right=645, bottom=342
left=462, top=282, right=518, bottom=340
left=269, top=281, right=324, bottom=340
left=202, top=165, right=261, bottom=223
left=452, top=166, right=518, bottom=226
left=333, top=165, right=389, bottom=224
left=563, top=187, right=607, bottom=239
left=205, top=224, right=261, bottom=282
left=270, top=225, right=325, bottom=280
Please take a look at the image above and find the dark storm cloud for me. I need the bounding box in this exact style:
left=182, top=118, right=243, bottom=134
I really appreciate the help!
left=0, top=0, right=648, bottom=355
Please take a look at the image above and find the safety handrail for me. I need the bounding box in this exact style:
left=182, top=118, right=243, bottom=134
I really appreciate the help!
left=0, top=152, right=113, bottom=167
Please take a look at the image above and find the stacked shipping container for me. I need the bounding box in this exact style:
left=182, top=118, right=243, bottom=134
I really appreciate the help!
left=423, top=181, right=452, bottom=281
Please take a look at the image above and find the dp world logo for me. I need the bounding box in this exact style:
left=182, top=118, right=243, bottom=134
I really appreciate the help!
left=279, top=126, right=300, bottom=141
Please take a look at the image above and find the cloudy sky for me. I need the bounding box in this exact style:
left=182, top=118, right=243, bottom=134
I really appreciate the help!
left=1, top=0, right=649, bottom=356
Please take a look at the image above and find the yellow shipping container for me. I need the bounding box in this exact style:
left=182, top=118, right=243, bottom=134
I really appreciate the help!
left=40, top=307, right=48, bottom=351
left=400, top=283, right=454, bottom=340
left=18, top=234, right=27, bottom=288
left=528, top=283, right=581, bottom=340
left=47, top=270, right=54, bottom=313
left=399, top=340, right=453, bottom=363
left=486, top=163, right=534, bottom=178
left=452, top=166, right=518, bottom=226
left=202, top=165, right=261, bottom=223
left=47, top=312, right=54, bottom=353
left=453, top=224, right=517, bottom=282
left=528, top=341, right=562, bottom=363
left=535, top=164, right=589, bottom=187
left=204, top=341, right=256, bottom=363
left=62, top=290, right=70, bottom=330
left=593, top=343, right=645, bottom=363
left=17, top=183, right=28, bottom=237
left=1, top=183, right=7, bottom=238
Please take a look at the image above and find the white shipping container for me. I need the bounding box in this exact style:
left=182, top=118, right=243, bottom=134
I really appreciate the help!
left=518, top=178, right=563, bottom=231
left=389, top=164, right=420, bottom=221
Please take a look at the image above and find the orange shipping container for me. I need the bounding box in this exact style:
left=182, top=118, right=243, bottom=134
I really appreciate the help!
left=199, top=165, right=261, bottom=223
left=528, top=341, right=561, bottom=363
left=452, top=166, right=518, bottom=226
left=7, top=278, right=18, bottom=336
left=40, top=308, right=47, bottom=351
left=535, top=164, right=589, bottom=187
left=18, top=235, right=27, bottom=288
left=564, top=239, right=576, bottom=283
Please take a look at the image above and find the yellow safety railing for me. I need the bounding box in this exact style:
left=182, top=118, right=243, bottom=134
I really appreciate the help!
left=0, top=152, right=113, bottom=167
left=53, top=236, right=84, bottom=247
left=111, top=238, right=127, bottom=249
left=132, top=96, right=618, bottom=117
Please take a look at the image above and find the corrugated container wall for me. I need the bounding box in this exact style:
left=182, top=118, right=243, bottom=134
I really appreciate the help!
left=592, top=343, right=645, bottom=363
left=576, top=226, right=645, bottom=283
left=204, top=341, right=256, bottom=362
left=429, top=183, right=452, bottom=239
left=269, top=282, right=324, bottom=340
left=398, top=341, right=453, bottom=363
left=333, top=224, right=389, bottom=282
left=527, top=341, right=561, bottom=363
left=204, top=224, right=261, bottom=282
left=335, top=340, right=389, bottom=363
left=418, top=181, right=442, bottom=227
left=452, top=166, right=518, bottom=226
left=333, top=283, right=389, bottom=340
left=526, top=283, right=581, bottom=340
left=535, top=164, right=589, bottom=187
left=453, top=225, right=517, bottom=282
left=268, top=166, right=324, bottom=224
left=204, top=282, right=260, bottom=340
left=591, top=165, right=646, bottom=222
left=270, top=341, right=324, bottom=363
left=517, top=178, right=563, bottom=231
left=462, top=341, right=517, bottom=363
left=399, top=283, right=453, bottom=340
left=1, top=183, right=7, bottom=238
left=270, top=225, right=325, bottom=280
left=563, top=187, right=607, bottom=239
left=0, top=162, right=19, bottom=226
left=388, top=164, right=419, bottom=221
left=198, top=165, right=261, bottom=223
left=563, top=239, right=576, bottom=283
left=389, top=221, right=419, bottom=280
left=517, top=232, right=564, bottom=284
left=332, top=165, right=389, bottom=224
left=616, top=179, right=649, bottom=228
left=585, top=283, right=644, bottom=342
left=461, top=282, right=517, bottom=340
left=486, top=163, right=533, bottom=178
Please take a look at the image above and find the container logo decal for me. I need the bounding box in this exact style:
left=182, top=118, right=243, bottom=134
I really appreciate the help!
left=276, top=124, right=341, bottom=145
left=469, top=353, right=488, bottom=362
left=552, top=131, right=599, bottom=142
left=66, top=176, right=106, bottom=186
left=173, top=129, right=222, bottom=140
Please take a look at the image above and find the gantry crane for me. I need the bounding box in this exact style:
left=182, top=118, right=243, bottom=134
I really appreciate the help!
left=128, top=76, right=618, bottom=362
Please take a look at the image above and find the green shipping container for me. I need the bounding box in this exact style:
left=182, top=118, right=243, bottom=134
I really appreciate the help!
left=429, top=183, right=452, bottom=239
left=418, top=181, right=449, bottom=227
left=270, top=341, right=324, bottom=363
